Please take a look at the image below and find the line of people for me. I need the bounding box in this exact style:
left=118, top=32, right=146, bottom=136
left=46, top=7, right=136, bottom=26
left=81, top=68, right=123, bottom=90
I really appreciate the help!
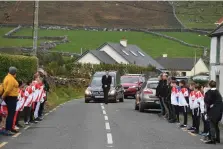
left=156, top=73, right=223, bottom=144
left=0, top=67, right=49, bottom=136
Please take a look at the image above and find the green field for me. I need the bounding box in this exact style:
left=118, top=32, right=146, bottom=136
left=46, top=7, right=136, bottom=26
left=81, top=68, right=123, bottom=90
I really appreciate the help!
left=174, top=1, right=223, bottom=29
left=0, top=27, right=208, bottom=58
left=160, top=32, right=210, bottom=47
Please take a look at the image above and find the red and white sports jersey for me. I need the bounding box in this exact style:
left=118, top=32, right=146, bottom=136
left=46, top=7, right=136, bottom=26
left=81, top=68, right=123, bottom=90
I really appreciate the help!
left=181, top=88, right=189, bottom=97
left=16, top=89, right=26, bottom=111
left=189, top=90, right=196, bottom=109
left=24, top=85, right=34, bottom=107
left=178, top=87, right=189, bottom=107
left=195, top=91, right=205, bottom=113
left=171, top=86, right=179, bottom=105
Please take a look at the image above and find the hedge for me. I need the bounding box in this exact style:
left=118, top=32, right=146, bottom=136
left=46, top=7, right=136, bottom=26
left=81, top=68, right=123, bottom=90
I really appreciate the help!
left=0, top=54, right=38, bottom=82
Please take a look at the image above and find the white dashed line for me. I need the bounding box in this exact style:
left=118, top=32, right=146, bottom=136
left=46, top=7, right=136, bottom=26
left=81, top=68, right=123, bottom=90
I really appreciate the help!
left=24, top=126, right=30, bottom=130
left=100, top=103, right=103, bottom=106
left=0, top=142, right=8, bottom=148
left=105, top=122, right=111, bottom=130
left=104, top=115, right=108, bottom=121
left=12, top=133, right=21, bottom=138
left=101, top=106, right=105, bottom=110
left=102, top=110, right=106, bottom=115
left=107, top=133, right=113, bottom=144
left=45, top=113, right=49, bottom=116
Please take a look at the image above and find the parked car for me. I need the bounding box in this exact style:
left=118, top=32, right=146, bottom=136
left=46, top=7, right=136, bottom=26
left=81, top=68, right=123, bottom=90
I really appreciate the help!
left=121, top=74, right=145, bottom=98
left=85, top=71, right=124, bottom=103
left=135, top=80, right=160, bottom=112
left=175, top=76, right=190, bottom=84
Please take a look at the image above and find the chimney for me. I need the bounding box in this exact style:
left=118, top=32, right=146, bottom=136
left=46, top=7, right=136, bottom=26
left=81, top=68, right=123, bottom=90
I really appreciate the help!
left=120, top=38, right=127, bottom=47
left=163, top=54, right=167, bottom=58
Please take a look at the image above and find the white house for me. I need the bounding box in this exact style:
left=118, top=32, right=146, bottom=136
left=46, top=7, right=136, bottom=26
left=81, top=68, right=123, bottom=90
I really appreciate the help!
left=77, top=39, right=164, bottom=69
left=155, top=54, right=209, bottom=77
left=209, top=23, right=223, bottom=96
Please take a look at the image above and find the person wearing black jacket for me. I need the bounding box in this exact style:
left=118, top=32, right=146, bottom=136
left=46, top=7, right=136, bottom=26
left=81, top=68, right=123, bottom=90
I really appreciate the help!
left=156, top=73, right=169, bottom=118
left=204, top=80, right=223, bottom=144
left=102, top=71, right=112, bottom=104
left=156, top=74, right=165, bottom=116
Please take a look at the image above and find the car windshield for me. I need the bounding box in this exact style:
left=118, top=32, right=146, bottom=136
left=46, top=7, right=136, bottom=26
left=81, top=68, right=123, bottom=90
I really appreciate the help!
left=147, top=83, right=158, bottom=89
left=121, top=77, right=139, bottom=83
left=90, top=77, right=114, bottom=87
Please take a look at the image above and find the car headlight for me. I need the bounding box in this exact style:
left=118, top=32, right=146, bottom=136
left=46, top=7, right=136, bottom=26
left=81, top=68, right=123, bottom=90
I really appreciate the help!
left=109, top=89, right=116, bottom=95
left=85, top=89, right=91, bottom=95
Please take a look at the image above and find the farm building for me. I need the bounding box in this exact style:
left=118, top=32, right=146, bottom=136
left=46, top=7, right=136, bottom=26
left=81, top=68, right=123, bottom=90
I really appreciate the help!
left=209, top=23, right=223, bottom=96
left=77, top=39, right=163, bottom=69
left=155, top=55, right=209, bottom=77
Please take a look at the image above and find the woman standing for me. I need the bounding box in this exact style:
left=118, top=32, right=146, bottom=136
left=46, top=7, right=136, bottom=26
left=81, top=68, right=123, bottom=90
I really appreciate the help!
left=204, top=80, right=223, bottom=144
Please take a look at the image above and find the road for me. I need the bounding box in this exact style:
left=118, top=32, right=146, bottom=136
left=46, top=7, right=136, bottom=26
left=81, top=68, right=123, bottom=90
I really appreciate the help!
left=0, top=99, right=222, bottom=149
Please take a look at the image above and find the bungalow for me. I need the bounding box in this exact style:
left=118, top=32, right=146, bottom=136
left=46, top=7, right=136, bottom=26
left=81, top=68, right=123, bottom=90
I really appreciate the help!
left=77, top=39, right=163, bottom=69
left=155, top=54, right=209, bottom=76
left=209, top=23, right=223, bottom=96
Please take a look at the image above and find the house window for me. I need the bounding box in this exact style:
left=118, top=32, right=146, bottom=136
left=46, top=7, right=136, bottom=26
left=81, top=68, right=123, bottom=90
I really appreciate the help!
left=130, top=51, right=138, bottom=56
left=137, top=51, right=145, bottom=57
left=122, top=50, right=129, bottom=55
left=216, top=37, right=220, bottom=64
left=181, top=72, right=186, bottom=76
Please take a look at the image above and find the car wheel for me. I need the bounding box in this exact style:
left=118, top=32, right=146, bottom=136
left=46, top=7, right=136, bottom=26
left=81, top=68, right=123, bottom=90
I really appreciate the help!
left=135, top=102, right=139, bottom=110
left=139, top=102, right=145, bottom=112
left=85, top=99, right=89, bottom=103
left=119, top=94, right=124, bottom=102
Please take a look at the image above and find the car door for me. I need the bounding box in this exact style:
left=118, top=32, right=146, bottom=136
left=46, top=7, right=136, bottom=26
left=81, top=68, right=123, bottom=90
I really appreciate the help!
left=139, top=82, right=147, bottom=102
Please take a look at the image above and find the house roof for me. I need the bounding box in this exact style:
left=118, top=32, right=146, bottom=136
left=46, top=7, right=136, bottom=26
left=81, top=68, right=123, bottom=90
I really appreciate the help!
left=209, top=23, right=223, bottom=37
left=89, top=50, right=116, bottom=64
left=155, top=57, right=200, bottom=71
left=97, top=42, right=164, bottom=69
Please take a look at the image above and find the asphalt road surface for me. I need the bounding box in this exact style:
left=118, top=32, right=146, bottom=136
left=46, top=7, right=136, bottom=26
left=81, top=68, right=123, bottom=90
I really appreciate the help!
left=0, top=99, right=222, bottom=149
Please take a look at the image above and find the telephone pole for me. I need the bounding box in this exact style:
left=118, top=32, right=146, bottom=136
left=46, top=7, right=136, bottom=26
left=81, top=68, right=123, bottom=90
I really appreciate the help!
left=32, top=0, right=39, bottom=70
left=32, top=0, right=39, bottom=57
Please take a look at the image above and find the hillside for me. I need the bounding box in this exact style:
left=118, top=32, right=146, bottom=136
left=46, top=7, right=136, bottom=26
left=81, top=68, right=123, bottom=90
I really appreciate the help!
left=0, top=1, right=181, bottom=28
left=174, top=1, right=223, bottom=29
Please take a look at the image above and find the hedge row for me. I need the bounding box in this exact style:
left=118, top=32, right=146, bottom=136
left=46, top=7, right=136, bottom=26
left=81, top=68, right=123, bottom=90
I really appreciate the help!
left=0, top=54, right=38, bottom=82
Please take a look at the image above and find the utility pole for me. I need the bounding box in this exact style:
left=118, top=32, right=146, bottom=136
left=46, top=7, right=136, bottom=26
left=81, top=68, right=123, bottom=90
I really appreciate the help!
left=32, top=0, right=39, bottom=69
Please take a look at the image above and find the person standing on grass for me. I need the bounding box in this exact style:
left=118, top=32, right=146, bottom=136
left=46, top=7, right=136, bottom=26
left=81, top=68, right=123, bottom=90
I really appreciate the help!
left=204, top=80, right=223, bottom=144
left=178, top=80, right=189, bottom=128
left=102, top=71, right=112, bottom=105
left=1, top=67, right=19, bottom=135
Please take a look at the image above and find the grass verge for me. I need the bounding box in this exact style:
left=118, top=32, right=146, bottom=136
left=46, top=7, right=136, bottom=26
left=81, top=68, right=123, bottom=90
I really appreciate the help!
left=45, top=86, right=84, bottom=111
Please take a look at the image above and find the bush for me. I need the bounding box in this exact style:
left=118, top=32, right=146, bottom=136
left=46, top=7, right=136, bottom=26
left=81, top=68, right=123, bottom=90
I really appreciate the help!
left=0, top=54, right=38, bottom=82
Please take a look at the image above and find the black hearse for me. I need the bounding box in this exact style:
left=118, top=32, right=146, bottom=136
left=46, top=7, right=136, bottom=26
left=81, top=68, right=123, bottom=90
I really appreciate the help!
left=85, top=71, right=124, bottom=103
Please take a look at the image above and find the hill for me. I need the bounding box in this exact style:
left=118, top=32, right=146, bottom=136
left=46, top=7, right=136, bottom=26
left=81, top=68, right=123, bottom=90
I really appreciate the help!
left=0, top=1, right=181, bottom=28
left=174, top=1, right=223, bottom=29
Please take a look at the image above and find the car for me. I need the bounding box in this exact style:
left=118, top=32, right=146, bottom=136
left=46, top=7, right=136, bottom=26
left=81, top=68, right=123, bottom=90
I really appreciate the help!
left=135, top=80, right=160, bottom=112
left=85, top=71, right=124, bottom=103
left=175, top=76, right=190, bottom=84
left=121, top=74, right=145, bottom=98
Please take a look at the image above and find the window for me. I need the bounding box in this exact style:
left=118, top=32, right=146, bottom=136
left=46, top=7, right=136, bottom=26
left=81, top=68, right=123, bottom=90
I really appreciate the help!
left=181, top=72, right=186, bottom=76
left=130, top=50, right=137, bottom=56
left=90, top=77, right=114, bottom=87
left=216, top=37, right=221, bottom=64
left=137, top=51, right=145, bottom=57
left=121, top=77, right=139, bottom=83
left=147, top=83, right=158, bottom=89
left=122, top=50, right=129, bottom=55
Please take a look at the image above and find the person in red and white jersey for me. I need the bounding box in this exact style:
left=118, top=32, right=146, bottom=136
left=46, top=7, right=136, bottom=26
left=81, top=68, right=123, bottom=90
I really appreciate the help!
left=187, top=82, right=196, bottom=131
left=178, top=80, right=189, bottom=128
left=191, top=84, right=204, bottom=134
left=23, top=80, right=35, bottom=125
left=34, top=81, right=44, bottom=121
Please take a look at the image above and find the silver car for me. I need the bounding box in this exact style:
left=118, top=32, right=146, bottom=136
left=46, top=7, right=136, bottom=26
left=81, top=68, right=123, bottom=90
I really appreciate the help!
left=135, top=80, right=161, bottom=112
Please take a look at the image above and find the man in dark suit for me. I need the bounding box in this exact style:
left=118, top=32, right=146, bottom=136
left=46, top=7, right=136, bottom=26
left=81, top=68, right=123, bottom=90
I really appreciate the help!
left=102, top=71, right=112, bottom=104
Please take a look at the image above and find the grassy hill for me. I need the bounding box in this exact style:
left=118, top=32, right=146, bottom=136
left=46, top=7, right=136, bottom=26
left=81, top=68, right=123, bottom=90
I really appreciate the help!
left=174, top=1, right=223, bottom=29
left=1, top=27, right=209, bottom=58
left=0, top=1, right=181, bottom=28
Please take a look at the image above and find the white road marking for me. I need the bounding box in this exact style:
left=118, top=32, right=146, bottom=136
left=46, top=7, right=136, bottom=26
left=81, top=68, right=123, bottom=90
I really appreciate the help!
left=102, top=110, right=106, bottom=115
left=49, top=110, right=53, bottom=113
left=100, top=103, right=103, bottom=106
left=188, top=132, right=197, bottom=136
left=45, top=113, right=49, bottom=116
left=105, top=122, right=111, bottom=130
left=107, top=133, right=113, bottom=144
left=24, top=126, right=30, bottom=130
left=12, top=132, right=21, bottom=138
left=104, top=115, right=108, bottom=121
left=0, top=142, right=8, bottom=148
left=101, top=106, right=105, bottom=110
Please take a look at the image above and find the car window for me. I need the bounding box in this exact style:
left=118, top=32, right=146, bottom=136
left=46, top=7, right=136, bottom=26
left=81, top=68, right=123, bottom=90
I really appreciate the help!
left=147, top=83, right=158, bottom=89
left=121, top=77, right=139, bottom=83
